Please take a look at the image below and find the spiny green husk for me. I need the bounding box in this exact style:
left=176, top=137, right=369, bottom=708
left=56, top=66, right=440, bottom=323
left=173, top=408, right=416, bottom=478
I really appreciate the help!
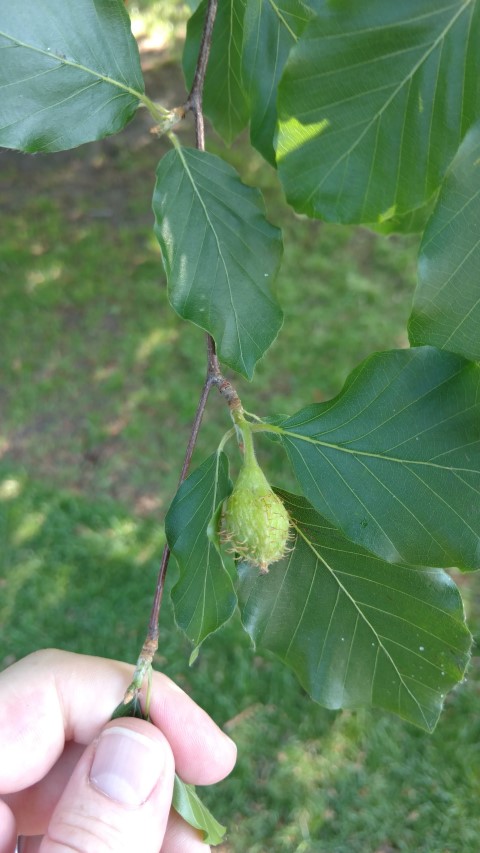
left=223, top=458, right=290, bottom=573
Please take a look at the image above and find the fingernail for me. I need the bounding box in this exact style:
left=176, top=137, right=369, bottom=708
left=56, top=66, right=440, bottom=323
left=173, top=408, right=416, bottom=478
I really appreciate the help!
left=90, top=726, right=166, bottom=806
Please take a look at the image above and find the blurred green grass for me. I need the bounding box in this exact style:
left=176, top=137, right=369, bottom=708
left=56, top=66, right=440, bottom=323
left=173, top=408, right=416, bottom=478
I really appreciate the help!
left=1, top=19, right=480, bottom=853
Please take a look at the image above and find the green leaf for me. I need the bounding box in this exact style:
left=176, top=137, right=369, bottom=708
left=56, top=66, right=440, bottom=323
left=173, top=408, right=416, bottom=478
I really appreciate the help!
left=242, top=0, right=313, bottom=164
left=110, top=696, right=145, bottom=720
left=275, top=347, right=480, bottom=569
left=0, top=0, right=144, bottom=153
left=370, top=194, right=438, bottom=236
left=276, top=0, right=480, bottom=223
left=152, top=146, right=283, bottom=379
left=238, top=491, right=472, bottom=731
left=183, top=0, right=249, bottom=145
left=165, top=452, right=237, bottom=648
left=409, top=120, right=480, bottom=361
left=173, top=775, right=226, bottom=845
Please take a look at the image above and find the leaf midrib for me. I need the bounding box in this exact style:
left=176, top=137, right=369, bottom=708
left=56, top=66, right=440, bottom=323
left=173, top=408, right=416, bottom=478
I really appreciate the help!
left=300, top=0, right=473, bottom=203
left=293, top=521, right=431, bottom=727
left=171, top=146, right=250, bottom=372
left=0, top=30, right=143, bottom=101
left=279, top=427, right=478, bottom=474
left=266, top=0, right=298, bottom=41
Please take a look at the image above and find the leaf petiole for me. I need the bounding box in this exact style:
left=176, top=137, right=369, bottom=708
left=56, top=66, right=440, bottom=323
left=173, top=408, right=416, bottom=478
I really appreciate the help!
left=217, top=427, right=236, bottom=456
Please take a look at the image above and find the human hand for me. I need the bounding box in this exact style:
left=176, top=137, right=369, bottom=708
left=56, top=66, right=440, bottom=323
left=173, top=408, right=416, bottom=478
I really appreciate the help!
left=0, top=649, right=236, bottom=853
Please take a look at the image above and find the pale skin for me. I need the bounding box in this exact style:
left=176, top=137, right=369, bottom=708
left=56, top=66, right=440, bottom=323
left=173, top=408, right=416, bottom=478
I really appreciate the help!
left=0, top=649, right=237, bottom=853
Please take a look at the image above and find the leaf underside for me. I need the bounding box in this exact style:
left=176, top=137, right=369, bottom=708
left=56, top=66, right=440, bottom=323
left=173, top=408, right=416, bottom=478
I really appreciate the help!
left=278, top=347, right=480, bottom=570
left=183, top=0, right=249, bottom=145
left=165, top=452, right=237, bottom=648
left=0, top=0, right=144, bottom=152
left=152, top=147, right=283, bottom=379
left=409, top=120, right=480, bottom=362
left=276, top=0, right=480, bottom=223
left=242, top=0, right=313, bottom=164
left=173, top=775, right=226, bottom=846
left=370, top=194, right=438, bottom=236
left=238, top=490, right=472, bottom=731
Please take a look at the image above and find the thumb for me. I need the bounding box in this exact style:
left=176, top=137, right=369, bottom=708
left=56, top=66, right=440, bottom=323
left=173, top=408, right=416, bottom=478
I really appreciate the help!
left=0, top=800, right=17, bottom=853
left=40, top=719, right=175, bottom=853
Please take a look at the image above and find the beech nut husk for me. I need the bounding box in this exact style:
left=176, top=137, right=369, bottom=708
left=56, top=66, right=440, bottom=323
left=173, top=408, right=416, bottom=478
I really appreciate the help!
left=222, top=460, right=290, bottom=573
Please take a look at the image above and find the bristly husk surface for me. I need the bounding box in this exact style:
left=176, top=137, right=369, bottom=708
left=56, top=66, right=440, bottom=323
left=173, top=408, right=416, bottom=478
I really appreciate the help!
left=222, top=422, right=290, bottom=572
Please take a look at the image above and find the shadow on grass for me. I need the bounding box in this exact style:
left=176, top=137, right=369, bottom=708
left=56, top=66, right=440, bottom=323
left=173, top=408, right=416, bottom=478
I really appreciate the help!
left=0, top=465, right=166, bottom=665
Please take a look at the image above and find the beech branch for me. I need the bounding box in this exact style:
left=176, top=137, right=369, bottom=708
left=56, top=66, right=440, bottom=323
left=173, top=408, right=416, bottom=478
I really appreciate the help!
left=184, top=0, right=218, bottom=149
left=123, top=0, right=243, bottom=703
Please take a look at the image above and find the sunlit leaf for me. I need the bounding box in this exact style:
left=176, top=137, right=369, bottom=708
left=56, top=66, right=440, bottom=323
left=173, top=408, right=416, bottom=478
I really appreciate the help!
left=165, top=452, right=237, bottom=648
left=173, top=775, right=226, bottom=845
left=239, top=490, right=472, bottom=731
left=242, top=0, right=312, bottom=164
left=275, top=347, right=480, bottom=569
left=153, top=146, right=283, bottom=379
left=0, top=0, right=144, bottom=152
left=276, top=0, right=480, bottom=222
left=183, top=0, right=249, bottom=145
left=409, top=120, right=480, bottom=361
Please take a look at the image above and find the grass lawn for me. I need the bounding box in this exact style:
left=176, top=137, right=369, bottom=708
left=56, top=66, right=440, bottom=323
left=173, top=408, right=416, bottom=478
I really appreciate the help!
left=1, top=16, right=480, bottom=853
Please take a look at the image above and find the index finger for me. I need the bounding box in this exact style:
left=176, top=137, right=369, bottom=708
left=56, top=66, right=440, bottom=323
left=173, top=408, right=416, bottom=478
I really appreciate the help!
left=0, top=649, right=236, bottom=794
